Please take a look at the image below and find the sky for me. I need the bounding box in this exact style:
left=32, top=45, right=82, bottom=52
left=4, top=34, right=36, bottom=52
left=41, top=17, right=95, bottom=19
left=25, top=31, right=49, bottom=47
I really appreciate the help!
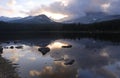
left=0, top=0, right=120, bottom=20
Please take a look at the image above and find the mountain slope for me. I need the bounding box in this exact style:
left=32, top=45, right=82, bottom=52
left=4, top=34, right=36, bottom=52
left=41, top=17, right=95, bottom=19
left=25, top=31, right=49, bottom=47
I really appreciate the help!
left=65, top=12, right=120, bottom=24
left=10, top=15, right=54, bottom=24
left=0, top=16, right=21, bottom=22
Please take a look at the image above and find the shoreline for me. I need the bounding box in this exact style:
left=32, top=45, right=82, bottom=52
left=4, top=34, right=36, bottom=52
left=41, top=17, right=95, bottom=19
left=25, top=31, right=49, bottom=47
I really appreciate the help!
left=0, top=31, right=119, bottom=42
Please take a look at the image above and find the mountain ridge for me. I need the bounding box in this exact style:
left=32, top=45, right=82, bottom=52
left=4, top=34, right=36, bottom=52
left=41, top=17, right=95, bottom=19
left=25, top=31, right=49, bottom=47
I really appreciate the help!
left=0, top=16, right=21, bottom=22
left=10, top=14, right=55, bottom=24
left=64, top=12, right=120, bottom=24
left=0, top=13, right=120, bottom=24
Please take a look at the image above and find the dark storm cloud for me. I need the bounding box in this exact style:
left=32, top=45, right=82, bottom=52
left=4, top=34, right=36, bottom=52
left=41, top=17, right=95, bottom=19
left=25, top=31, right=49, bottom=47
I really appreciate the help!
left=28, top=0, right=120, bottom=19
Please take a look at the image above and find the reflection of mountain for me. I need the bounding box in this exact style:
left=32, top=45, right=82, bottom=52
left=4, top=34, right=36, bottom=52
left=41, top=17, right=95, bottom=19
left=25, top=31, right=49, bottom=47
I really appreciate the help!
left=49, top=39, right=120, bottom=78
left=1, top=38, right=120, bottom=78
left=0, top=56, right=20, bottom=78
left=20, top=38, right=56, bottom=47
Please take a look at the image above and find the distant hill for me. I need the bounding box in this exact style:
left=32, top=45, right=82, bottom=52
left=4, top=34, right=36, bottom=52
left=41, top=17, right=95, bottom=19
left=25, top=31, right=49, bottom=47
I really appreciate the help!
left=10, top=14, right=55, bottom=24
left=64, top=12, right=120, bottom=24
left=0, top=16, right=21, bottom=22
left=1, top=12, right=120, bottom=24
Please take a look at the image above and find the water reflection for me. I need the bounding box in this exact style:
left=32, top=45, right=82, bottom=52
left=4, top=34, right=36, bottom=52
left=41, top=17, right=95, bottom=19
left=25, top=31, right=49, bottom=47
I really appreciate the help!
left=0, top=38, right=120, bottom=78
left=33, top=62, right=77, bottom=78
left=0, top=56, right=20, bottom=78
left=47, top=41, right=69, bottom=49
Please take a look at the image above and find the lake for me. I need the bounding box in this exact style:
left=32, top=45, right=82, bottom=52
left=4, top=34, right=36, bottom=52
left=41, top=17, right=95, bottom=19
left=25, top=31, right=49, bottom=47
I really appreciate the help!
left=0, top=38, right=120, bottom=78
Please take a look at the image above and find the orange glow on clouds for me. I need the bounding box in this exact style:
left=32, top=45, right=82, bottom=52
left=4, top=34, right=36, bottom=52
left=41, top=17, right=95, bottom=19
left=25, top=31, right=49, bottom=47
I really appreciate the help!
left=101, top=3, right=110, bottom=12
left=39, top=12, right=68, bottom=20
left=47, top=41, right=68, bottom=49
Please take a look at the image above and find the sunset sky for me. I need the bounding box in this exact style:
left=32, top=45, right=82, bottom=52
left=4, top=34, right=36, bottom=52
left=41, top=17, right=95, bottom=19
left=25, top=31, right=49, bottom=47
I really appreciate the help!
left=0, top=0, right=120, bottom=20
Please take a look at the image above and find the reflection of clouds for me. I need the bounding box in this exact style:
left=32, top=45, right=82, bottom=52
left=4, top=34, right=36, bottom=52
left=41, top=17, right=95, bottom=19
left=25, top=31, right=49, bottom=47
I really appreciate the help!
left=2, top=42, right=54, bottom=78
left=78, top=53, right=109, bottom=69
left=47, top=41, right=68, bottom=49
left=49, top=39, right=120, bottom=78
left=1, top=39, right=120, bottom=78
left=54, top=61, right=66, bottom=67
left=77, top=68, right=118, bottom=78
left=104, top=46, right=120, bottom=60
left=30, top=70, right=41, bottom=77
left=63, top=55, right=69, bottom=59
left=29, top=66, right=53, bottom=77
left=33, top=46, right=40, bottom=49
left=0, top=57, right=20, bottom=78
left=33, top=62, right=77, bottom=78
left=3, top=49, right=26, bottom=63
left=50, top=39, right=120, bottom=69
left=100, top=52, right=109, bottom=57
left=2, top=44, right=37, bottom=63
left=96, top=68, right=118, bottom=78
left=28, top=57, right=37, bottom=61
left=10, top=54, right=20, bottom=63
left=102, top=62, right=120, bottom=78
left=99, top=49, right=109, bottom=57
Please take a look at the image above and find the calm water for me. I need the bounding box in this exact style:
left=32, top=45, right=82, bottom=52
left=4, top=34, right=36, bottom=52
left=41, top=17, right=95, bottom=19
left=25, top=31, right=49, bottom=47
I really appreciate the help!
left=0, top=38, right=120, bottom=78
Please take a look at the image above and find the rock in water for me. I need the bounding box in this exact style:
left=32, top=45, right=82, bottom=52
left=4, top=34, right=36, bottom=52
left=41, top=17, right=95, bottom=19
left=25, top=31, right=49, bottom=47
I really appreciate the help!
left=38, top=47, right=50, bottom=55
left=62, top=45, right=72, bottom=48
left=10, top=46, right=14, bottom=49
left=64, top=59, right=75, bottom=65
left=15, top=46, right=23, bottom=49
left=0, top=47, right=3, bottom=54
left=4, top=46, right=9, bottom=49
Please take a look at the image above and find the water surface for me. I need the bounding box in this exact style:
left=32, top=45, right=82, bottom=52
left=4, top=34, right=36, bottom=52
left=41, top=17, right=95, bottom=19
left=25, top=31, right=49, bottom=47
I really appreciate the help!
left=0, top=38, right=120, bottom=78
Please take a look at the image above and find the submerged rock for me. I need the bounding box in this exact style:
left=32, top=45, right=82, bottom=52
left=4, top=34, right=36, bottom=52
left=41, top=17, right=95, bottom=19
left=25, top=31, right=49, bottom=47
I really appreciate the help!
left=38, top=47, right=50, bottom=55
left=15, top=46, right=23, bottom=49
left=54, top=58, right=64, bottom=61
left=4, top=46, right=9, bottom=49
left=64, top=59, right=75, bottom=65
left=62, top=45, right=72, bottom=48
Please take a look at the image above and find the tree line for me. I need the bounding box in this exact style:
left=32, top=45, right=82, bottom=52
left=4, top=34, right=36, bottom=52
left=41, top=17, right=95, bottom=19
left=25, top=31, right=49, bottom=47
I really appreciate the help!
left=0, top=19, right=120, bottom=33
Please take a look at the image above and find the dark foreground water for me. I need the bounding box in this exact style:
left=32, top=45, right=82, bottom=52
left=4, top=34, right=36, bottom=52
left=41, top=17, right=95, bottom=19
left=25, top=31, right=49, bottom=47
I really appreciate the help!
left=0, top=38, right=120, bottom=78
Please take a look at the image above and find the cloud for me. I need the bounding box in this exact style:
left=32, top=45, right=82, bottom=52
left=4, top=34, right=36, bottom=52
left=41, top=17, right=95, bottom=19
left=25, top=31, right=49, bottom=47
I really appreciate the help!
left=0, top=6, right=14, bottom=16
left=28, top=0, right=120, bottom=19
left=7, top=0, right=16, bottom=7
left=0, top=6, right=26, bottom=17
left=107, top=0, right=120, bottom=15
left=0, top=0, right=120, bottom=19
left=29, top=63, right=77, bottom=78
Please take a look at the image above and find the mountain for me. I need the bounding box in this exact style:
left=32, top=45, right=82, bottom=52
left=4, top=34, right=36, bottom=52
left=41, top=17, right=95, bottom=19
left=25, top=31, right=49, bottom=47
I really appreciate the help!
left=1, top=13, right=120, bottom=24
left=10, top=14, right=54, bottom=24
left=64, top=12, right=120, bottom=24
left=0, top=16, right=21, bottom=22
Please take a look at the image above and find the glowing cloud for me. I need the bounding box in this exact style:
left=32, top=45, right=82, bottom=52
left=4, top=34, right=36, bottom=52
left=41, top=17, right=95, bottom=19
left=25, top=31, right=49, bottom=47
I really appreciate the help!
left=101, top=3, right=111, bottom=12
left=7, top=0, right=16, bottom=7
left=38, top=12, right=68, bottom=20
left=0, top=0, right=120, bottom=20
